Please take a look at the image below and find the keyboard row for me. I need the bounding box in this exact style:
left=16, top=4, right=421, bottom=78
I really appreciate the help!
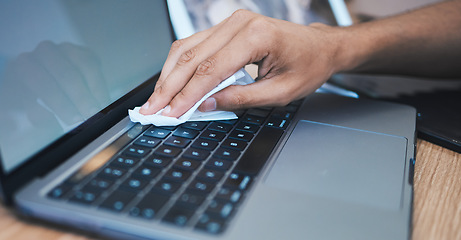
left=47, top=102, right=300, bottom=234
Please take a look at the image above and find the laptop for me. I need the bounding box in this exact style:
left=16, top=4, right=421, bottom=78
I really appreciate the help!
left=0, top=1, right=416, bottom=239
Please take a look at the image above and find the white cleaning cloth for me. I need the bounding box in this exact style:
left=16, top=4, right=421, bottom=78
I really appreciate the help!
left=129, top=69, right=254, bottom=126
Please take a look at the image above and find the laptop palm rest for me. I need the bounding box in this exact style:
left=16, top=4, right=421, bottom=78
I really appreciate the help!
left=264, top=120, right=407, bottom=210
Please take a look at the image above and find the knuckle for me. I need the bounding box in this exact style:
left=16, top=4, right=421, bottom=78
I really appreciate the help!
left=230, top=92, right=249, bottom=109
left=154, top=83, right=163, bottom=92
left=230, top=9, right=252, bottom=21
left=154, top=83, right=166, bottom=96
left=195, top=57, right=216, bottom=76
left=170, top=39, right=185, bottom=53
left=246, top=16, right=271, bottom=34
left=177, top=48, right=197, bottom=66
left=244, top=17, right=276, bottom=48
left=177, top=89, right=187, bottom=99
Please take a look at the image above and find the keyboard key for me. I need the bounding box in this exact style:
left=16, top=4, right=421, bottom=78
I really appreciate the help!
left=188, top=179, right=215, bottom=194
left=216, top=119, right=238, bottom=125
left=110, top=156, right=140, bottom=169
left=173, top=158, right=201, bottom=171
left=132, top=164, right=161, bottom=179
left=181, top=121, right=208, bottom=131
left=183, top=148, right=210, bottom=161
left=215, top=187, right=242, bottom=204
left=164, top=136, right=191, bottom=148
left=283, top=104, right=299, bottom=112
left=176, top=191, right=206, bottom=207
left=86, top=177, right=114, bottom=191
left=129, top=193, right=169, bottom=219
left=162, top=204, right=195, bottom=227
left=123, top=145, right=150, bottom=158
left=99, top=189, right=136, bottom=212
left=191, top=139, right=218, bottom=151
left=246, top=108, right=270, bottom=118
left=234, top=126, right=283, bottom=175
left=236, top=122, right=259, bottom=133
left=48, top=183, right=73, bottom=199
left=266, top=117, right=289, bottom=129
left=69, top=186, right=101, bottom=205
left=206, top=200, right=234, bottom=219
left=196, top=169, right=224, bottom=183
left=152, top=179, right=182, bottom=195
left=205, top=158, right=232, bottom=172
left=200, top=130, right=225, bottom=142
left=224, top=172, right=252, bottom=191
left=98, top=166, right=126, bottom=180
left=213, top=148, right=240, bottom=161
left=173, top=127, right=199, bottom=139
left=221, top=139, right=247, bottom=151
left=134, top=136, right=161, bottom=148
left=120, top=177, right=149, bottom=192
left=242, top=114, right=265, bottom=125
left=154, top=145, right=182, bottom=158
left=144, top=155, right=172, bottom=168
left=208, top=122, right=233, bottom=133
left=144, top=127, right=171, bottom=139
left=271, top=107, right=295, bottom=119
left=228, top=130, right=254, bottom=142
left=164, top=168, right=192, bottom=182
left=195, top=214, right=226, bottom=234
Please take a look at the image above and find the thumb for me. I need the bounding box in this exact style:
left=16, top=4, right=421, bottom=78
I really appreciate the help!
left=198, top=77, right=291, bottom=112
left=197, top=84, right=250, bottom=112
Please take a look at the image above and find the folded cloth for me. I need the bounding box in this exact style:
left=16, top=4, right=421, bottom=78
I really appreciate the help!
left=128, top=69, right=254, bottom=126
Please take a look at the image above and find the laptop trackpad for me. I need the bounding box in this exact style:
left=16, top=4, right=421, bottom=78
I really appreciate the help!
left=264, top=120, right=407, bottom=210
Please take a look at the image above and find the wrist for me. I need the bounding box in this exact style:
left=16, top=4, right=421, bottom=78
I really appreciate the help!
left=305, top=23, right=371, bottom=75
left=331, top=25, right=376, bottom=74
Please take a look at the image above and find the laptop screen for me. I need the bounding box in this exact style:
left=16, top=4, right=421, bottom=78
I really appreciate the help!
left=0, top=0, right=173, bottom=173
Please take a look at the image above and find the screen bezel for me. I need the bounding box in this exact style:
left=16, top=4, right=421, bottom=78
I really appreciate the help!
left=0, top=0, right=176, bottom=204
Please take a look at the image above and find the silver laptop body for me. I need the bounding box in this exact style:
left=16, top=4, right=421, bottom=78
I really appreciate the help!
left=1, top=1, right=415, bottom=239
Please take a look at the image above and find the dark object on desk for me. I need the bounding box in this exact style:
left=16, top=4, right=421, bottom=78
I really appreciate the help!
left=330, top=74, right=461, bottom=153
left=386, top=89, right=461, bottom=153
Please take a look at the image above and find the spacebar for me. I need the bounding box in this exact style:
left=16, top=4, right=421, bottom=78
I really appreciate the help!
left=234, top=126, right=284, bottom=175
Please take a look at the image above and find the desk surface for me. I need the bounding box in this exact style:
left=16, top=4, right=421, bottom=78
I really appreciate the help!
left=0, top=139, right=459, bottom=240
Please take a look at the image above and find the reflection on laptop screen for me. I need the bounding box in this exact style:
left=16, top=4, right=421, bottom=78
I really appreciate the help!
left=0, top=0, right=173, bottom=173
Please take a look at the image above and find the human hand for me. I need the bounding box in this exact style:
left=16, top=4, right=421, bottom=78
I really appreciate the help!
left=139, top=10, right=348, bottom=118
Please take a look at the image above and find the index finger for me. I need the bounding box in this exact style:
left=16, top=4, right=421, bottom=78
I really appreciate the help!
left=140, top=10, right=259, bottom=116
left=162, top=13, right=275, bottom=117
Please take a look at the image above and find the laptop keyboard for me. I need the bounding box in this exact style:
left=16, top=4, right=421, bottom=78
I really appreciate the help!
left=47, top=101, right=300, bottom=235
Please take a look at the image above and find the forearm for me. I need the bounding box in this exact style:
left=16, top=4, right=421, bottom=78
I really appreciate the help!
left=338, top=0, right=461, bottom=78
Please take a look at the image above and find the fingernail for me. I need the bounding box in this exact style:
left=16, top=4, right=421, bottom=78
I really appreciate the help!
left=162, top=105, right=171, bottom=116
left=202, top=98, right=217, bottom=112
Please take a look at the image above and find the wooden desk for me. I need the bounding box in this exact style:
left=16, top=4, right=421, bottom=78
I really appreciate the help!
left=0, top=139, right=459, bottom=240
left=412, top=140, right=461, bottom=240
